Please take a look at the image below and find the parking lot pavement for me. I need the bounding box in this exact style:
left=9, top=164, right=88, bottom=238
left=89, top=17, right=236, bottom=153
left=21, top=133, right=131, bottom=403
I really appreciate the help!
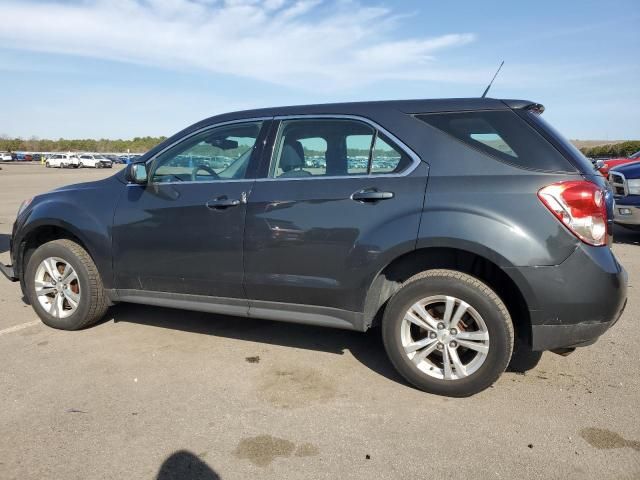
left=0, top=164, right=638, bottom=480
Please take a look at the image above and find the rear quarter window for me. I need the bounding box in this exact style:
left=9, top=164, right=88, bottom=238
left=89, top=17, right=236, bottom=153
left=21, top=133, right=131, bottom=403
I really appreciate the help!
left=416, top=110, right=576, bottom=172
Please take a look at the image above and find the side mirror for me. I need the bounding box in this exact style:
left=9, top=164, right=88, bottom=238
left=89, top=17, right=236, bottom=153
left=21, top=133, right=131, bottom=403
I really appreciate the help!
left=595, top=159, right=605, bottom=170
left=126, top=162, right=148, bottom=184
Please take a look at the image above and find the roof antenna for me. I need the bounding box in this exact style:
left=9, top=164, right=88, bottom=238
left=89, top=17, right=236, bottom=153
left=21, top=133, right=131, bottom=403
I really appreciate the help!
left=481, top=60, right=504, bottom=98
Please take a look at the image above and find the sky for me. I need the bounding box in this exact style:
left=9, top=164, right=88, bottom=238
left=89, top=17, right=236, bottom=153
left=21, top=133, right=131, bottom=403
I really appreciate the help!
left=0, top=0, right=638, bottom=140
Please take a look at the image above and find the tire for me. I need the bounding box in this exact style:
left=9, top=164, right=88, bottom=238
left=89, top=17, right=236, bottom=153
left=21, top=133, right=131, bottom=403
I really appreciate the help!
left=382, top=269, right=514, bottom=397
left=96, top=162, right=103, bottom=169
left=25, top=239, right=109, bottom=330
left=78, top=163, right=84, bottom=168
left=45, top=162, right=50, bottom=168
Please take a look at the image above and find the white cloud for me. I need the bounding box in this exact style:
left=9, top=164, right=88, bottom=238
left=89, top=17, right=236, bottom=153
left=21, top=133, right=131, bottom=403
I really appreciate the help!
left=0, top=0, right=477, bottom=90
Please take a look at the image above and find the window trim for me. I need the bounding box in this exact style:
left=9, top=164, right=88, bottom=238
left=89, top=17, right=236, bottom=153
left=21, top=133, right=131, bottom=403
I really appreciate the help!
left=136, top=117, right=272, bottom=186
left=258, top=114, right=422, bottom=182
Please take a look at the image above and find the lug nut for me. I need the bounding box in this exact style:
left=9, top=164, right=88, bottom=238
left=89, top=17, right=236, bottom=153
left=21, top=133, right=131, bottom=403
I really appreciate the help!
left=437, top=322, right=445, bottom=330
left=449, top=328, right=457, bottom=336
left=436, top=343, right=444, bottom=350
left=449, top=341, right=458, bottom=348
left=429, top=332, right=437, bottom=339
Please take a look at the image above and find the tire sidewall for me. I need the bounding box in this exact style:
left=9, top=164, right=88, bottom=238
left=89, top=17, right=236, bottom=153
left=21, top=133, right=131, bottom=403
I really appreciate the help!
left=25, top=242, right=94, bottom=330
left=382, top=273, right=513, bottom=397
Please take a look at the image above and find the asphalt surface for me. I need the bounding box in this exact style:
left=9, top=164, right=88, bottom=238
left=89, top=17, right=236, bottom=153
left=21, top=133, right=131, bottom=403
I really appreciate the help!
left=0, top=163, right=638, bottom=480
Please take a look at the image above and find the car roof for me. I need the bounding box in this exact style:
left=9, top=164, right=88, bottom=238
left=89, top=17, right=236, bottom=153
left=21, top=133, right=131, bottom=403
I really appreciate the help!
left=196, top=97, right=538, bottom=125
left=140, top=97, right=540, bottom=162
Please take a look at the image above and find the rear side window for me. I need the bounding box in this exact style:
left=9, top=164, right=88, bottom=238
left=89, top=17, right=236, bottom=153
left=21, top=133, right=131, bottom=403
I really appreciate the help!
left=269, top=119, right=415, bottom=178
left=417, top=110, right=575, bottom=172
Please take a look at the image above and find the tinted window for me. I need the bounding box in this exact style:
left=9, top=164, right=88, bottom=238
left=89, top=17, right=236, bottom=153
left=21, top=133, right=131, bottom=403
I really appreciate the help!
left=417, top=110, right=575, bottom=172
left=517, top=110, right=590, bottom=174
left=270, top=119, right=374, bottom=178
left=269, top=119, right=413, bottom=178
left=151, top=122, right=262, bottom=183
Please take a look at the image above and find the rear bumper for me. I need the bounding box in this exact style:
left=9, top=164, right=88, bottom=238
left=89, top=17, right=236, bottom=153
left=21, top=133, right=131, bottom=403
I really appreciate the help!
left=511, top=245, right=627, bottom=351
left=531, top=298, right=626, bottom=350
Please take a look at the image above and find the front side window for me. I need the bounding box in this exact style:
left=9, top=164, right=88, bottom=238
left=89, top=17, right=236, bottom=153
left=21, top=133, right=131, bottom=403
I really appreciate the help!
left=269, top=118, right=412, bottom=178
left=151, top=121, right=263, bottom=183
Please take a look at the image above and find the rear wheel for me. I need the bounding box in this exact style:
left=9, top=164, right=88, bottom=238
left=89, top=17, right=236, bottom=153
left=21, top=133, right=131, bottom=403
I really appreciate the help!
left=382, top=269, right=514, bottom=397
left=45, top=162, right=50, bottom=168
left=78, top=162, right=84, bottom=168
left=25, top=239, right=109, bottom=330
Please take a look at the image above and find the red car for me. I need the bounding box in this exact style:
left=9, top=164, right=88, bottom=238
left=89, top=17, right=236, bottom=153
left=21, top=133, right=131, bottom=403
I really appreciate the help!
left=597, top=150, right=640, bottom=177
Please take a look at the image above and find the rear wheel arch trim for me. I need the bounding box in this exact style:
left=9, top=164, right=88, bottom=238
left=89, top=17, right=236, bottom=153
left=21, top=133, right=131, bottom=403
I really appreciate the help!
left=363, top=244, right=536, bottom=337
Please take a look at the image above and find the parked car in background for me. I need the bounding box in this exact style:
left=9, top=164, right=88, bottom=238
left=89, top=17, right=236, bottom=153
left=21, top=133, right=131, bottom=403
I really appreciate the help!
left=78, top=154, right=113, bottom=169
left=103, top=154, right=123, bottom=164
left=610, top=162, right=640, bottom=231
left=45, top=153, right=80, bottom=168
left=597, top=150, right=640, bottom=177
left=0, top=152, right=12, bottom=161
left=119, top=154, right=142, bottom=164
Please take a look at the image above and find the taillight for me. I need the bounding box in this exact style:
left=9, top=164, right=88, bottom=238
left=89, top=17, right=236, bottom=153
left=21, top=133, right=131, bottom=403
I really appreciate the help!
left=538, top=181, right=607, bottom=246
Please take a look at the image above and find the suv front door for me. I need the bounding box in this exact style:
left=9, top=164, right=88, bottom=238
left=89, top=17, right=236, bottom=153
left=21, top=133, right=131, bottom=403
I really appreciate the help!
left=112, top=119, right=270, bottom=301
left=243, top=117, right=428, bottom=323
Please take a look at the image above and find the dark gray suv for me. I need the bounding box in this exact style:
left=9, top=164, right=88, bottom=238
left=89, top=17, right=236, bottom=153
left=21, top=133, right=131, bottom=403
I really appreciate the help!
left=1, top=98, right=627, bottom=396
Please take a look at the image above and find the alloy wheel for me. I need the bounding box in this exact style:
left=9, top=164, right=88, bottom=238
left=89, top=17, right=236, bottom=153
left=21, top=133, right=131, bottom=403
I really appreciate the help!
left=34, top=257, right=81, bottom=319
left=400, top=295, right=490, bottom=380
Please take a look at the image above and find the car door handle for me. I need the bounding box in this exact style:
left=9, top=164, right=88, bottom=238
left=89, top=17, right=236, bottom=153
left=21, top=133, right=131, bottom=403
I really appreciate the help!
left=206, top=196, right=241, bottom=209
left=351, top=190, right=394, bottom=202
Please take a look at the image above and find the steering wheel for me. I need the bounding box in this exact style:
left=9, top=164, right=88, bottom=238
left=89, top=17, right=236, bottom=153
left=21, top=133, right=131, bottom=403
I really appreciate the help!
left=191, top=164, right=219, bottom=181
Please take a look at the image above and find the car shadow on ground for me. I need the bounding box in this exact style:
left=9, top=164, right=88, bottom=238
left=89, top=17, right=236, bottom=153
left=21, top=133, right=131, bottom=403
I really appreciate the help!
left=105, top=302, right=540, bottom=388
left=613, top=225, right=640, bottom=246
left=156, top=450, right=221, bottom=480
left=106, top=302, right=410, bottom=387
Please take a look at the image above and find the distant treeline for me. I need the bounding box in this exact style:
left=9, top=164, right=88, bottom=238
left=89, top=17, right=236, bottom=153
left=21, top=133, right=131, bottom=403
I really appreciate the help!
left=0, top=136, right=167, bottom=153
left=2, top=136, right=639, bottom=159
left=580, top=141, right=640, bottom=158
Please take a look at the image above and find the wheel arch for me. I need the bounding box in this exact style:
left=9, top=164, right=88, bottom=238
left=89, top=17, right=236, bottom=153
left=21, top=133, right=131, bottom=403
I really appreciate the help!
left=16, top=219, right=109, bottom=292
left=364, top=246, right=534, bottom=345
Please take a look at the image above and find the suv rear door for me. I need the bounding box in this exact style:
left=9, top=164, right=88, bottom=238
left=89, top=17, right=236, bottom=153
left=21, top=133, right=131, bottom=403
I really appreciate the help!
left=243, top=116, right=429, bottom=321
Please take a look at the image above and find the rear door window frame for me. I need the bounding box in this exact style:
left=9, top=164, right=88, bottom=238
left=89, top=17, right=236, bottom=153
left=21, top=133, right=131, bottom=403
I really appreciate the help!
left=256, top=114, right=422, bottom=181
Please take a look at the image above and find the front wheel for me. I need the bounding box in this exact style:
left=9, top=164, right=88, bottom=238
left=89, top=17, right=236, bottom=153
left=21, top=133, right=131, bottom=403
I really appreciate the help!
left=382, top=269, right=514, bottom=397
left=25, top=239, right=109, bottom=330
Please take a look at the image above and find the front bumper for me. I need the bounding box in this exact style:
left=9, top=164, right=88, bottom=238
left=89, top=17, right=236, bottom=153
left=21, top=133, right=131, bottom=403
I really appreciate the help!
left=0, top=262, right=17, bottom=281
left=512, top=244, right=627, bottom=351
left=613, top=201, right=640, bottom=226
